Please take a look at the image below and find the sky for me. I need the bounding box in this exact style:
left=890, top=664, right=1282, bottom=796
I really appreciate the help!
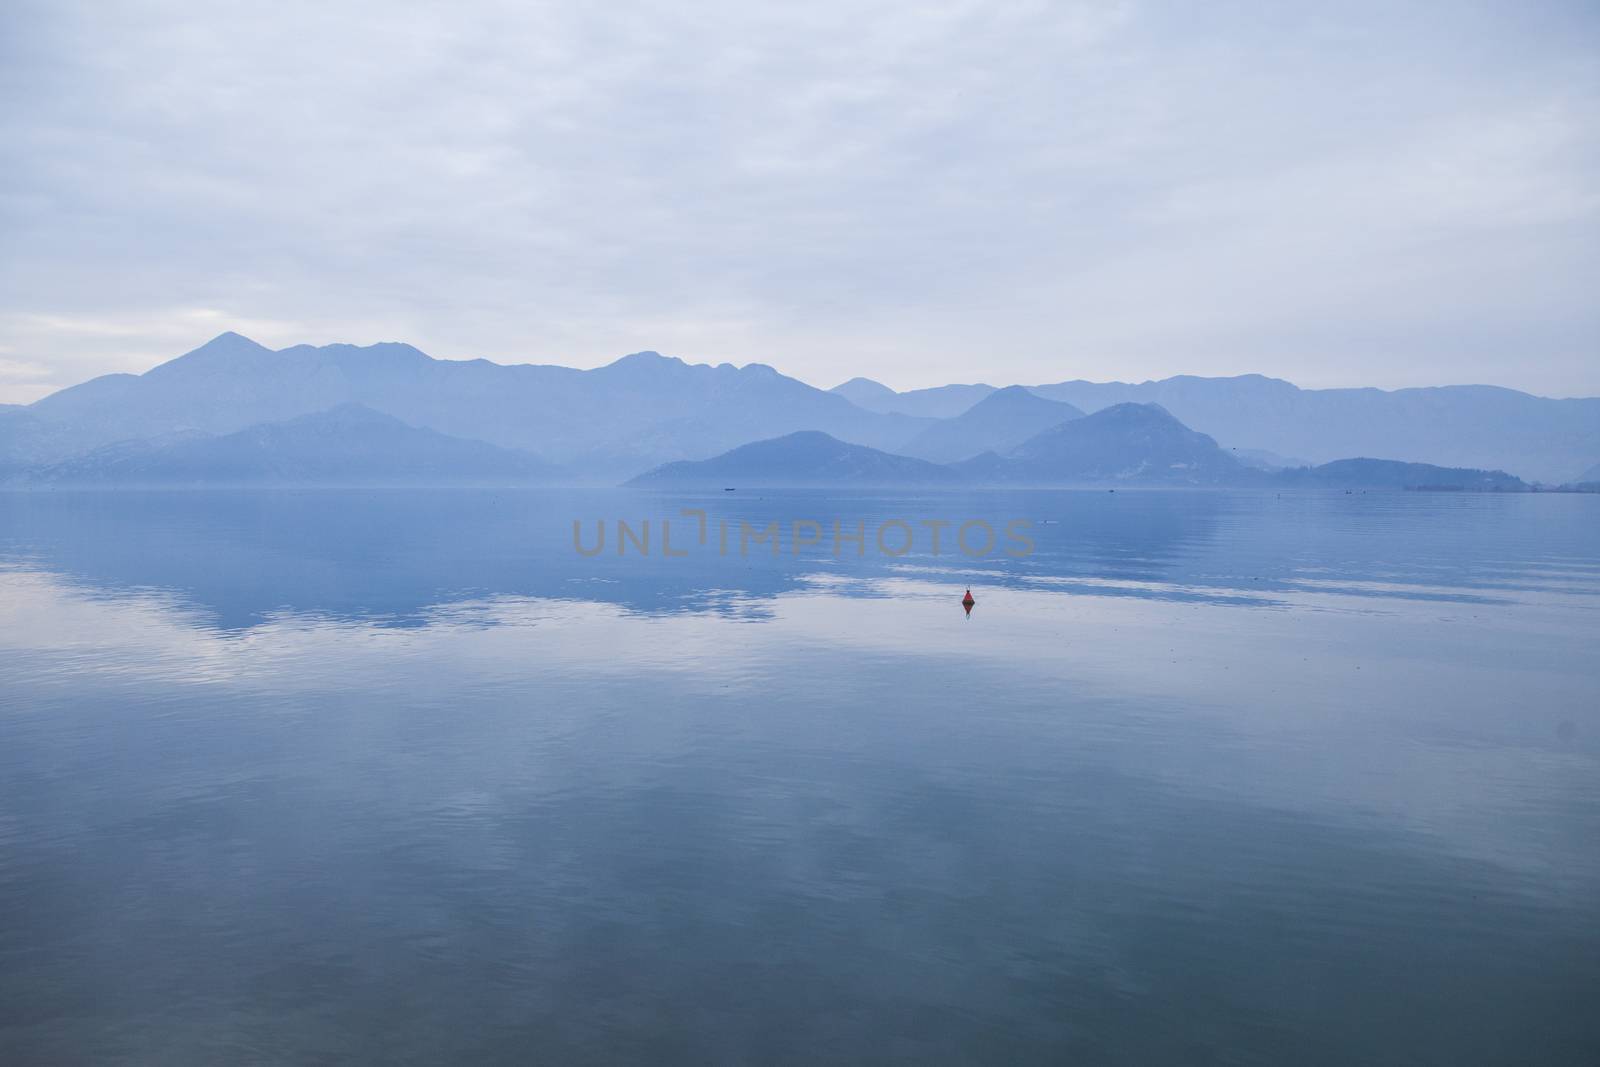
left=1, top=0, right=1597, bottom=404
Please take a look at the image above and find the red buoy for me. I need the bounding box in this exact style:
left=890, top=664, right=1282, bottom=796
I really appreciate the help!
left=962, top=588, right=975, bottom=616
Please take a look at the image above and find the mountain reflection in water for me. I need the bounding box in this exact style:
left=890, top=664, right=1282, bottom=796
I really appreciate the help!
left=1, top=488, right=1597, bottom=1065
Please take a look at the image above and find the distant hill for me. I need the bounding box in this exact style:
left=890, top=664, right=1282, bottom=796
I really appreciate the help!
left=986, top=403, right=1253, bottom=486
left=628, top=430, right=960, bottom=488
left=1275, top=458, right=1525, bottom=491
left=834, top=372, right=1598, bottom=481
left=900, top=386, right=1084, bottom=463
left=27, top=403, right=562, bottom=487
left=829, top=377, right=997, bottom=418
left=1574, top=462, right=1600, bottom=485
left=829, top=377, right=902, bottom=411
left=629, top=404, right=1250, bottom=489
left=1027, top=373, right=1597, bottom=484
left=622, top=407, right=1535, bottom=491
left=3, top=333, right=930, bottom=482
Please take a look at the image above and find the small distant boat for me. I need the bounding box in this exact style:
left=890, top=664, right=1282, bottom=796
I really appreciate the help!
left=723, top=487, right=736, bottom=491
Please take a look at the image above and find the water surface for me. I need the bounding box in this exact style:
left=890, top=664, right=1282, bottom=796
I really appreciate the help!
left=2, top=489, right=1597, bottom=1064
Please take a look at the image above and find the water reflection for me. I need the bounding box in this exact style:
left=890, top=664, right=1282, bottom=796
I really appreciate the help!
left=1, top=490, right=1598, bottom=1064
left=3, top=489, right=1596, bottom=629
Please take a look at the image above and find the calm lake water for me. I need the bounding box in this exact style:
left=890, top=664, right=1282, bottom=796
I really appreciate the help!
left=1, top=489, right=1597, bottom=1065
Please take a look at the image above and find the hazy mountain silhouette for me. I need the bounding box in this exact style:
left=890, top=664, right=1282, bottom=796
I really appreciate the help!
left=635, top=404, right=1256, bottom=489
left=5, top=332, right=1593, bottom=486
left=972, top=406, right=1526, bottom=488
left=2, top=333, right=929, bottom=482
left=29, top=403, right=561, bottom=487
left=974, top=403, right=1253, bottom=486
left=1575, top=462, right=1600, bottom=485
left=623, top=405, right=1525, bottom=491
left=840, top=372, right=1596, bottom=481
left=628, top=430, right=960, bottom=488
left=1274, top=458, right=1525, bottom=491
left=900, top=386, right=1084, bottom=463
left=1027, top=374, right=1597, bottom=484
left=829, top=377, right=901, bottom=411
left=830, top=377, right=997, bottom=418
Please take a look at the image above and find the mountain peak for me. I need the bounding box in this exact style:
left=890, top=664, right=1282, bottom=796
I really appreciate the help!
left=1000, top=401, right=1244, bottom=485
left=192, top=331, right=271, bottom=356
left=899, top=385, right=1083, bottom=463
left=142, top=331, right=274, bottom=378
left=830, top=377, right=901, bottom=410
left=966, top=385, right=1081, bottom=414
left=604, top=350, right=684, bottom=370
left=1087, top=401, right=1179, bottom=424
left=628, top=428, right=956, bottom=488
left=832, top=376, right=893, bottom=394
left=770, top=429, right=841, bottom=446
left=831, top=378, right=998, bottom=418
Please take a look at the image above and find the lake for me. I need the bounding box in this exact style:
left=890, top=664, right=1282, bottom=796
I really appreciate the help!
left=1, top=489, right=1596, bottom=1065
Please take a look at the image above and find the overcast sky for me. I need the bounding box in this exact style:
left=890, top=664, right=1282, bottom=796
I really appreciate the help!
left=1, top=0, right=1596, bottom=403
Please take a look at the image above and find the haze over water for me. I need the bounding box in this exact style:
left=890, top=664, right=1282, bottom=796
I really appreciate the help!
left=2, top=489, right=1597, bottom=1064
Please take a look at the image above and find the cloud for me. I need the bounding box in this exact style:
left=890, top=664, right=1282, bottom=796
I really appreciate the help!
left=0, top=0, right=1596, bottom=401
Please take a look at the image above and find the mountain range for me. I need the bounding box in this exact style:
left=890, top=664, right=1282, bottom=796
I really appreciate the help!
left=1, top=332, right=926, bottom=483
left=29, top=404, right=562, bottom=487
left=636, top=404, right=1528, bottom=491
left=0, top=332, right=1593, bottom=488
left=834, top=375, right=1600, bottom=484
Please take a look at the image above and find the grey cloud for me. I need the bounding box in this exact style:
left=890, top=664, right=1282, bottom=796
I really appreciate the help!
left=1, top=0, right=1596, bottom=400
